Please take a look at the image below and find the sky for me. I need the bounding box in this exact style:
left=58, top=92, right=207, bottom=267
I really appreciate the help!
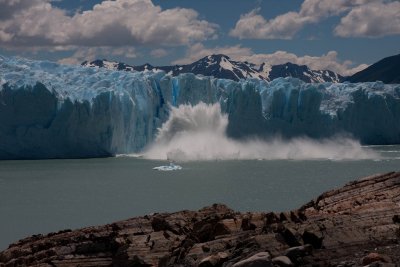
left=0, top=0, right=399, bottom=76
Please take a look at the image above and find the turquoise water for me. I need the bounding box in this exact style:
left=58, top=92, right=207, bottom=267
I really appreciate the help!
left=0, top=146, right=399, bottom=250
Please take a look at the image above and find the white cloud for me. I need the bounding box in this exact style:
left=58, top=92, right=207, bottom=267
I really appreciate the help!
left=334, top=1, right=400, bottom=37
left=230, top=8, right=311, bottom=40
left=298, top=0, right=369, bottom=18
left=174, top=44, right=368, bottom=76
left=150, top=48, right=168, bottom=58
left=230, top=0, right=390, bottom=39
left=0, top=0, right=45, bottom=20
left=0, top=0, right=218, bottom=49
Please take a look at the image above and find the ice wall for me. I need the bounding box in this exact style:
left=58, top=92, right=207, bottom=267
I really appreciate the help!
left=259, top=79, right=400, bottom=143
left=1, top=56, right=399, bottom=159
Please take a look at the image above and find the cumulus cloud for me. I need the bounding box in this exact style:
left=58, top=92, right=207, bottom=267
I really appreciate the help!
left=334, top=1, right=400, bottom=37
left=230, top=8, right=310, bottom=39
left=174, top=44, right=368, bottom=76
left=0, top=0, right=44, bottom=20
left=0, top=0, right=218, bottom=49
left=230, top=0, right=395, bottom=39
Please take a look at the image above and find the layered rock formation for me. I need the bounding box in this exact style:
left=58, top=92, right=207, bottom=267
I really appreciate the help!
left=1, top=172, right=400, bottom=266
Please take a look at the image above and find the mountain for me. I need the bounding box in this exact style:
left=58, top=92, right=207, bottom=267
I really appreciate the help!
left=348, top=54, right=400, bottom=84
left=169, top=54, right=262, bottom=81
left=268, top=62, right=343, bottom=83
left=81, top=54, right=344, bottom=83
left=81, top=59, right=135, bottom=71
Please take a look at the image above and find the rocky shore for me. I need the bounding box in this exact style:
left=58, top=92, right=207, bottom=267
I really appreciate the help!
left=1, top=172, right=400, bottom=267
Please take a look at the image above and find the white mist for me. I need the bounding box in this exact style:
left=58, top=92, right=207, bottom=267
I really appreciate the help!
left=143, top=102, right=378, bottom=161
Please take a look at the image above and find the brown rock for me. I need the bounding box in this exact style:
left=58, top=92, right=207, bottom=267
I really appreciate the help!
left=198, top=252, right=229, bottom=267
left=285, top=244, right=312, bottom=263
left=272, top=255, right=294, bottom=267
left=302, top=230, right=323, bottom=249
left=232, top=252, right=272, bottom=267
left=362, top=253, right=387, bottom=265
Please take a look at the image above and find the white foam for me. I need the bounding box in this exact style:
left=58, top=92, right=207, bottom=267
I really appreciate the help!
left=143, top=102, right=378, bottom=162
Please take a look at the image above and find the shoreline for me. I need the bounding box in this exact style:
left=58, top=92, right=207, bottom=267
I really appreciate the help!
left=1, top=172, right=400, bottom=266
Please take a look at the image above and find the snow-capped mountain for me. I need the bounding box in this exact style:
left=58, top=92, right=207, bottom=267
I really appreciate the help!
left=81, top=59, right=135, bottom=71
left=81, top=54, right=344, bottom=83
left=177, top=54, right=262, bottom=80
left=268, top=62, right=343, bottom=83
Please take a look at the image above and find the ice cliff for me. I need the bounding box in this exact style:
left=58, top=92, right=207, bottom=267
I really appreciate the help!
left=1, top=56, right=399, bottom=159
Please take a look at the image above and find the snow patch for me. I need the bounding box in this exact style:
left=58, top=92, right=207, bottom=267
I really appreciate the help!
left=219, top=57, right=234, bottom=71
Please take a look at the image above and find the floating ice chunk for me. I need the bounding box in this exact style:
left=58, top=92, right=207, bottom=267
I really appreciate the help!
left=153, top=163, right=182, bottom=171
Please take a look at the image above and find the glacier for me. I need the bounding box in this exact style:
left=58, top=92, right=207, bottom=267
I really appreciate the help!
left=0, top=55, right=400, bottom=159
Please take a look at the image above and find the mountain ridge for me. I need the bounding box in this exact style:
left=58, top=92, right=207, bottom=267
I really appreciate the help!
left=348, top=53, right=400, bottom=84
left=82, top=54, right=345, bottom=83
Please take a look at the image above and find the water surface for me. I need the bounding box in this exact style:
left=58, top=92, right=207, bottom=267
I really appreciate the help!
left=0, top=145, right=399, bottom=250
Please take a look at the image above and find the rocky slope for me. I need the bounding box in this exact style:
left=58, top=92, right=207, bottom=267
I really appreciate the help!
left=348, top=54, right=400, bottom=84
left=1, top=172, right=400, bottom=266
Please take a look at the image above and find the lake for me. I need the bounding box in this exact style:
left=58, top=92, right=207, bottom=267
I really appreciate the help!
left=0, top=145, right=399, bottom=250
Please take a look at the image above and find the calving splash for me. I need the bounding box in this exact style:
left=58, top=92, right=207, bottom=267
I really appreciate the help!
left=143, top=102, right=377, bottom=161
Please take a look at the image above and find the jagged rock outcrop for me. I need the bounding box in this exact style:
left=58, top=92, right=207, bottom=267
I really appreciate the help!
left=1, top=172, right=400, bottom=266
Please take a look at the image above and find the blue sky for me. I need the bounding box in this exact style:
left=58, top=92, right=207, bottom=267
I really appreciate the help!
left=0, top=0, right=399, bottom=75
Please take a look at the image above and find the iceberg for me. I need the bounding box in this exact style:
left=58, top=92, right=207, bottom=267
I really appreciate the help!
left=0, top=55, right=399, bottom=159
left=153, top=163, right=183, bottom=171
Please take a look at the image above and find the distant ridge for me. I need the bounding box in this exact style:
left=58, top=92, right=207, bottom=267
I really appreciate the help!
left=82, top=54, right=344, bottom=83
left=348, top=54, right=400, bottom=84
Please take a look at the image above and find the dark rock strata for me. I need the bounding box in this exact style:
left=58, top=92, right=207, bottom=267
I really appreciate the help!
left=1, top=172, right=400, bottom=266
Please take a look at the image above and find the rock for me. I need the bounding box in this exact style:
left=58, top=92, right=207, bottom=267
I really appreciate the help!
left=194, top=223, right=216, bottom=242
left=362, top=253, right=387, bottom=265
left=151, top=216, right=170, bottom=232
left=214, top=221, right=232, bottom=236
left=284, top=244, right=312, bottom=265
left=265, top=212, right=280, bottom=225
left=336, top=260, right=356, bottom=267
left=272, top=255, right=293, bottom=267
left=276, top=225, right=301, bottom=247
left=367, top=263, right=396, bottom=267
left=241, top=217, right=256, bottom=231
left=198, top=252, right=229, bottom=267
left=302, top=230, right=323, bottom=249
left=232, top=252, right=272, bottom=267
left=285, top=244, right=312, bottom=261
